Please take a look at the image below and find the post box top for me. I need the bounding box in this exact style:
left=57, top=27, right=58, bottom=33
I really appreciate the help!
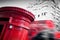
left=0, top=6, right=35, bottom=22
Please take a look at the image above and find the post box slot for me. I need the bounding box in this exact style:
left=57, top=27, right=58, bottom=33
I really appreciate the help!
left=0, top=25, right=4, bottom=33
left=0, top=18, right=9, bottom=21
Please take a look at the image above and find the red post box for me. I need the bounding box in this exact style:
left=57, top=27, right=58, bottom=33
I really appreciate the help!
left=0, top=7, right=34, bottom=40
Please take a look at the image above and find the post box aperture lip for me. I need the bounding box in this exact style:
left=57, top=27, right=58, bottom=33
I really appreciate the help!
left=0, top=7, right=35, bottom=22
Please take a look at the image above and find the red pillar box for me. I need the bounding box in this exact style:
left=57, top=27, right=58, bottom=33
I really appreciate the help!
left=0, top=7, right=34, bottom=40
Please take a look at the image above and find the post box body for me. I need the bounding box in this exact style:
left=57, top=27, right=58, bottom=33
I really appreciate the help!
left=0, top=7, right=34, bottom=40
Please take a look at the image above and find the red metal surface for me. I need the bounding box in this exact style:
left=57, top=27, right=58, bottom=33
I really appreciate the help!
left=0, top=7, right=34, bottom=40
